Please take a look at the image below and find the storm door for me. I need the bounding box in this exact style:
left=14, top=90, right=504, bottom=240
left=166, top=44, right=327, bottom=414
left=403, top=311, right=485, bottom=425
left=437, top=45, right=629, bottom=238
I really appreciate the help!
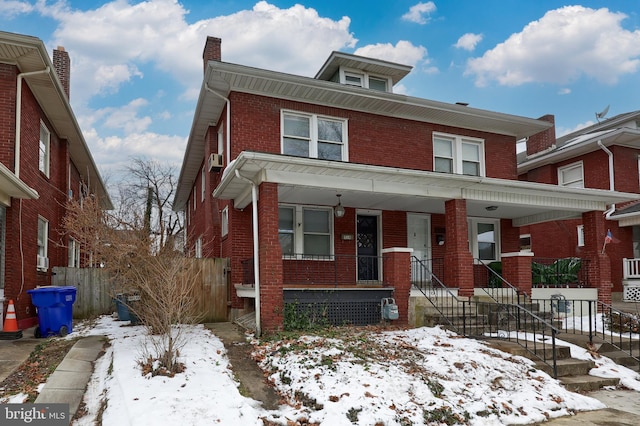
left=407, top=213, right=431, bottom=283
left=357, top=214, right=379, bottom=282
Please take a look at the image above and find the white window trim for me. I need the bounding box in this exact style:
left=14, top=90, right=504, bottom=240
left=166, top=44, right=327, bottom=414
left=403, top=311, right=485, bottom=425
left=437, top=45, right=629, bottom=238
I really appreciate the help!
left=340, top=68, right=392, bottom=92
left=68, top=238, right=80, bottom=267
left=558, top=161, right=584, bottom=188
left=195, top=236, right=203, bottom=258
left=281, top=110, right=349, bottom=162
left=37, top=216, right=49, bottom=270
left=39, top=121, right=50, bottom=177
left=201, top=165, right=206, bottom=202
left=433, top=132, right=485, bottom=176
left=221, top=206, right=229, bottom=237
left=468, top=217, right=500, bottom=263
left=279, top=204, right=335, bottom=259
left=577, top=225, right=585, bottom=247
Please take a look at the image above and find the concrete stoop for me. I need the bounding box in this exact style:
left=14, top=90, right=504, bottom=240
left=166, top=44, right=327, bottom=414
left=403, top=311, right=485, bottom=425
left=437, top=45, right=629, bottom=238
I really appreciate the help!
left=486, top=339, right=621, bottom=393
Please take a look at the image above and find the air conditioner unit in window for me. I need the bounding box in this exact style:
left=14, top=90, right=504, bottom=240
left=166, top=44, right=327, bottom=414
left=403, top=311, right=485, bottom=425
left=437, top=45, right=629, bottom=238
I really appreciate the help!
left=208, top=153, right=223, bottom=172
left=37, top=255, right=49, bottom=270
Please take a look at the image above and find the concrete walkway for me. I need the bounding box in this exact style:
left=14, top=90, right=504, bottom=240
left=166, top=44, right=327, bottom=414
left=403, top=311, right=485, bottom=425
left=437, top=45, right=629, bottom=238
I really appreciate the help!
left=34, top=335, right=106, bottom=419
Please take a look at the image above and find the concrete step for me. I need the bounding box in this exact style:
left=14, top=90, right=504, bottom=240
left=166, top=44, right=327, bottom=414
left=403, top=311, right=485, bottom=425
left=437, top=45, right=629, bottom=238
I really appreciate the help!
left=535, top=358, right=596, bottom=377
left=558, top=374, right=620, bottom=393
left=599, top=350, right=640, bottom=369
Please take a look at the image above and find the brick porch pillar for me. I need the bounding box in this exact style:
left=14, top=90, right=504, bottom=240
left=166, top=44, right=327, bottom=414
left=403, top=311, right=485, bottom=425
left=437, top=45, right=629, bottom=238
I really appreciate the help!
left=444, top=199, right=474, bottom=297
left=257, top=182, right=283, bottom=332
left=501, top=252, right=534, bottom=298
left=382, top=247, right=413, bottom=326
left=582, top=210, right=612, bottom=305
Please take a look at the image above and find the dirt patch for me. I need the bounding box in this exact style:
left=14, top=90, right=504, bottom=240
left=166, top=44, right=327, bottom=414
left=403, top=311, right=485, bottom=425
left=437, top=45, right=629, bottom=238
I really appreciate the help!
left=0, top=338, right=78, bottom=402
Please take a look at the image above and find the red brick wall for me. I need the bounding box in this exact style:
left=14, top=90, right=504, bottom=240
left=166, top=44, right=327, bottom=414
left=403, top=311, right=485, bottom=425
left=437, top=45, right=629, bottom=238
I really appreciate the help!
left=229, top=92, right=518, bottom=179
left=526, top=114, right=555, bottom=156
left=1, top=64, right=73, bottom=328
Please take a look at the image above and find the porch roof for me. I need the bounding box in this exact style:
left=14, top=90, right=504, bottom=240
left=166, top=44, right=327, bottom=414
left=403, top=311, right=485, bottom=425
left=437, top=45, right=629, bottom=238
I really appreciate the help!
left=213, top=152, right=639, bottom=227
left=0, top=161, right=39, bottom=206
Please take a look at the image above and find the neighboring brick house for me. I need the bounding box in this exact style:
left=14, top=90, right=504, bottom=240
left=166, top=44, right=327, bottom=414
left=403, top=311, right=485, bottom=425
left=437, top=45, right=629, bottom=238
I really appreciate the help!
left=0, top=31, right=112, bottom=330
left=518, top=111, right=640, bottom=301
left=174, top=36, right=636, bottom=333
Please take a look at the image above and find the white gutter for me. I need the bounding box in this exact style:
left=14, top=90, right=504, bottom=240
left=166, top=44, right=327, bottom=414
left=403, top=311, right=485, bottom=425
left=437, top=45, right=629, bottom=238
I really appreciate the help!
left=15, top=67, right=51, bottom=177
left=234, top=169, right=261, bottom=336
left=205, top=84, right=231, bottom=166
left=598, top=139, right=616, bottom=218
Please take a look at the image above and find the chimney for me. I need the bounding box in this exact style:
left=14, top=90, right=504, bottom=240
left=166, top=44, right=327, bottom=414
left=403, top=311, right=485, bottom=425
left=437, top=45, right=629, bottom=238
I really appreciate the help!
left=526, top=114, right=556, bottom=156
left=203, top=36, right=222, bottom=74
left=53, top=46, right=70, bottom=100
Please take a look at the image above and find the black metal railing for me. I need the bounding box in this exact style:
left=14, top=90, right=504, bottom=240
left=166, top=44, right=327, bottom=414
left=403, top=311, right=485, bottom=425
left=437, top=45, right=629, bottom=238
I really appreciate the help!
left=532, top=257, right=589, bottom=288
left=473, top=259, right=530, bottom=306
left=411, top=256, right=560, bottom=377
left=528, top=298, right=640, bottom=370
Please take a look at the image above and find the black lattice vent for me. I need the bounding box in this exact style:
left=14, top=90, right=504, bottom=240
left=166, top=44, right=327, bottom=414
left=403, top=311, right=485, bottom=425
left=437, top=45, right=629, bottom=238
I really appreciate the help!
left=283, top=288, right=393, bottom=327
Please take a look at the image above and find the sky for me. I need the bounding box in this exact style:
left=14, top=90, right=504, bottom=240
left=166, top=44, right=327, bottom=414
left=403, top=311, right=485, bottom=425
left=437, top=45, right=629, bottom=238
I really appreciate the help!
left=5, top=314, right=640, bottom=425
left=1, top=0, right=639, bottom=186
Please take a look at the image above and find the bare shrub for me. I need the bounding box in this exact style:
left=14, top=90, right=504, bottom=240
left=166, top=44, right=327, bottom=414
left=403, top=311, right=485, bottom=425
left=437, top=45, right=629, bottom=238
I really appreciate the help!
left=63, top=195, right=204, bottom=375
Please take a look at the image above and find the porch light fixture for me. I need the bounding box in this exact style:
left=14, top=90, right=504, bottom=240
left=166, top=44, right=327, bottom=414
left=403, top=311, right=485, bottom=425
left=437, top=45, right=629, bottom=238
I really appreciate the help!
left=485, top=205, right=498, bottom=211
left=334, top=194, right=345, bottom=218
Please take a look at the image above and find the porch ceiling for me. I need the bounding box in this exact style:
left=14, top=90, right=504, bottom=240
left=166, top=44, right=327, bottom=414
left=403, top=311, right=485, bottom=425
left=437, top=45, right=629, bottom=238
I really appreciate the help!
left=214, top=152, right=639, bottom=226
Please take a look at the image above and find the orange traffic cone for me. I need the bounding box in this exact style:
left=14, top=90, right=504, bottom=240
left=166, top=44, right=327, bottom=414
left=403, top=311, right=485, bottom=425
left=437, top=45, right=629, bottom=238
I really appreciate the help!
left=3, top=299, right=19, bottom=332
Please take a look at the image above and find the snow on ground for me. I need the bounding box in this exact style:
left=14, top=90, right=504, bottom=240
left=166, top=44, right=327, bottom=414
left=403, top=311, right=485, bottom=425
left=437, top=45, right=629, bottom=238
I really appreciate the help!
left=7, top=314, right=640, bottom=425
left=62, top=315, right=637, bottom=426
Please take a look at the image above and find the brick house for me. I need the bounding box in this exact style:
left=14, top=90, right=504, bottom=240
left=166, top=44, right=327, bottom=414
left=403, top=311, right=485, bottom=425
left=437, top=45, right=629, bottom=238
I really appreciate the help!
left=174, top=36, right=636, bottom=333
left=0, top=31, right=112, bottom=330
left=518, top=111, right=640, bottom=302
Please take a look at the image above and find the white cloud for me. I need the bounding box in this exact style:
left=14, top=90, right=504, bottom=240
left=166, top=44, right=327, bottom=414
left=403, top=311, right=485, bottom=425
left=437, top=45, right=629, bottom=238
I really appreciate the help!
left=102, top=98, right=152, bottom=134
left=465, top=6, right=640, bottom=87
left=402, top=2, right=436, bottom=25
left=354, top=40, right=428, bottom=69
left=558, top=88, right=571, bottom=95
left=454, top=33, right=483, bottom=51
left=38, top=0, right=357, bottom=104
left=0, top=0, right=33, bottom=17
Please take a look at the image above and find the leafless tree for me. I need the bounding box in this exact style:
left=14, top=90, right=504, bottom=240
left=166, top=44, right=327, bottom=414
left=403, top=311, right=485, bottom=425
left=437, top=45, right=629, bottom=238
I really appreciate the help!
left=62, top=157, right=199, bottom=376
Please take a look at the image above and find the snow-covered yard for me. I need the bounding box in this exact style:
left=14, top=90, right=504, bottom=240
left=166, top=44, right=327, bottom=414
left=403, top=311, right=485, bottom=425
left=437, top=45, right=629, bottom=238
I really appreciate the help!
left=5, top=315, right=640, bottom=425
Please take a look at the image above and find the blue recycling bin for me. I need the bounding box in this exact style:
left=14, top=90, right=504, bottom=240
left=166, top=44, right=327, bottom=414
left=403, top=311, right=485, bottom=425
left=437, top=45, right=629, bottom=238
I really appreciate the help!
left=27, top=286, right=76, bottom=338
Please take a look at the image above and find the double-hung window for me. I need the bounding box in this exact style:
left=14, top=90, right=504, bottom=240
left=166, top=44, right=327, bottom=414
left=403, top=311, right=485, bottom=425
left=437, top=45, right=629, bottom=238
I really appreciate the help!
left=282, top=112, right=348, bottom=161
left=39, top=121, right=50, bottom=177
left=558, top=161, right=584, bottom=188
left=468, top=218, right=499, bottom=262
left=433, top=133, right=484, bottom=176
left=279, top=205, right=332, bottom=257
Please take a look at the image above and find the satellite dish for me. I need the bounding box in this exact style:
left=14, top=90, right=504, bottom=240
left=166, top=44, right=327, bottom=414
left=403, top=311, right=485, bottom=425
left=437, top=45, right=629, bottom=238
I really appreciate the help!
left=595, top=105, right=610, bottom=122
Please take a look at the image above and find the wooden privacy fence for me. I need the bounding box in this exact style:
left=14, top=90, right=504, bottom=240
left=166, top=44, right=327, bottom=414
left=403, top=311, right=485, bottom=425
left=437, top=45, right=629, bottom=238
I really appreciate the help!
left=52, top=267, right=112, bottom=318
left=52, top=257, right=229, bottom=322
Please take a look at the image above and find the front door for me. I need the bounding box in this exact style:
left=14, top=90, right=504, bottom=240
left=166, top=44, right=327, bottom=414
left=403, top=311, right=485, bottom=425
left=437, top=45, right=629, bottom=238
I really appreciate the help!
left=357, top=214, right=379, bottom=281
left=407, top=213, right=431, bottom=283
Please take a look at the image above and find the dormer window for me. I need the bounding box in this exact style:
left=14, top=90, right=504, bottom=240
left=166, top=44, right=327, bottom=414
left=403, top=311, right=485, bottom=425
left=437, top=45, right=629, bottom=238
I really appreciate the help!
left=341, top=70, right=390, bottom=92
left=315, top=51, right=412, bottom=95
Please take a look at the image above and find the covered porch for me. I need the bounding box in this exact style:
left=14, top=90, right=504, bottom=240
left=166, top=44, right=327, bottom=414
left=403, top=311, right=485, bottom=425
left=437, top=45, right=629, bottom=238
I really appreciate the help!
left=216, top=152, right=638, bottom=331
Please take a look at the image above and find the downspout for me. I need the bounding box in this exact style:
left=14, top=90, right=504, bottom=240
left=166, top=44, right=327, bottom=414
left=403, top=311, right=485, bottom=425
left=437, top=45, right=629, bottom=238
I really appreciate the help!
left=15, top=67, right=51, bottom=177
left=204, top=84, right=231, bottom=166
left=598, top=140, right=616, bottom=218
left=234, top=170, right=261, bottom=336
